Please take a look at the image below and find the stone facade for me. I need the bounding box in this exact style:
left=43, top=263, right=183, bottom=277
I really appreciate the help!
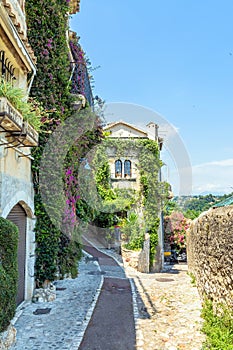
left=103, top=121, right=162, bottom=190
left=187, top=206, right=233, bottom=307
left=104, top=121, right=149, bottom=192
left=0, top=0, right=37, bottom=307
left=0, top=0, right=36, bottom=90
left=103, top=120, right=164, bottom=272
left=0, top=143, right=36, bottom=304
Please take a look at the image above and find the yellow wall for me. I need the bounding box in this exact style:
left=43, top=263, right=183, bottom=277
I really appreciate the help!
left=0, top=146, right=31, bottom=182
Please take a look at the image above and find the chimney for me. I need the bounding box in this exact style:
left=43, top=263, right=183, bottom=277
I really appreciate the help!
left=146, top=122, right=159, bottom=141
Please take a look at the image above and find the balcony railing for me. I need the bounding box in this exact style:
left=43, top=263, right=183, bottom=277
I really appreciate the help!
left=0, top=51, right=16, bottom=82
left=0, top=97, right=38, bottom=147
left=69, top=0, right=80, bottom=14
left=69, top=40, right=94, bottom=108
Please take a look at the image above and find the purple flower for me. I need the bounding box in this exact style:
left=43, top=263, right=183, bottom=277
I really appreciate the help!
left=42, top=49, right=49, bottom=56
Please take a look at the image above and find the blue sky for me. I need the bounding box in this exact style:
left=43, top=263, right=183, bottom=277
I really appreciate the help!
left=70, top=0, right=233, bottom=195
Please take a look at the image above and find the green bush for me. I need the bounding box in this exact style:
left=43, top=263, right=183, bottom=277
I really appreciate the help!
left=57, top=232, right=82, bottom=279
left=123, top=214, right=144, bottom=251
left=201, top=298, right=233, bottom=349
left=148, top=219, right=160, bottom=267
left=0, top=218, right=18, bottom=332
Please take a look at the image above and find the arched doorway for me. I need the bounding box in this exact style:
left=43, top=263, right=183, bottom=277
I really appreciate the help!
left=7, top=204, right=27, bottom=305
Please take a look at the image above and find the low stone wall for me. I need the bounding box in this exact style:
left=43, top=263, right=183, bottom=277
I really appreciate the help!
left=122, top=236, right=150, bottom=273
left=187, top=206, right=233, bottom=307
left=122, top=247, right=141, bottom=270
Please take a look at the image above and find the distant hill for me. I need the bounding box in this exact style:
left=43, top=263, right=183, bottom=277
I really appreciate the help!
left=170, top=193, right=233, bottom=219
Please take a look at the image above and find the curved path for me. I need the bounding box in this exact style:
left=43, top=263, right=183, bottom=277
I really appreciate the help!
left=80, top=240, right=136, bottom=350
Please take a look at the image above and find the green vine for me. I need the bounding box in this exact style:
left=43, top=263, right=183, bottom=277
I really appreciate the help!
left=26, top=0, right=81, bottom=285
left=91, top=137, right=168, bottom=268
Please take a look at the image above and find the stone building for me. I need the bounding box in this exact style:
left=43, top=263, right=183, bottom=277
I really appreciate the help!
left=103, top=120, right=163, bottom=191
left=0, top=0, right=38, bottom=305
left=103, top=120, right=165, bottom=272
left=0, top=0, right=82, bottom=307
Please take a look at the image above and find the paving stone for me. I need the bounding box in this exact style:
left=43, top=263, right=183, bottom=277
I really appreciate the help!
left=10, top=256, right=102, bottom=350
left=10, top=246, right=205, bottom=350
left=125, top=263, right=205, bottom=350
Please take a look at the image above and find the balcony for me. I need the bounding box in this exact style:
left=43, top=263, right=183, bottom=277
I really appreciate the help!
left=69, top=38, right=94, bottom=108
left=0, top=97, right=38, bottom=147
left=69, top=0, right=80, bottom=14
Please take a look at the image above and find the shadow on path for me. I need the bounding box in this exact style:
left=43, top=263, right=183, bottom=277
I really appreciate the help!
left=80, top=241, right=136, bottom=350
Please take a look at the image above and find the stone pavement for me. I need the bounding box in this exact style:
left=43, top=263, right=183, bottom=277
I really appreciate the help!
left=92, top=245, right=205, bottom=350
left=10, top=253, right=103, bottom=350
left=125, top=262, right=205, bottom=350
left=10, top=242, right=205, bottom=350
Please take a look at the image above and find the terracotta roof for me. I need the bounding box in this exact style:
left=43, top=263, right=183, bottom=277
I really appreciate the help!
left=2, top=0, right=37, bottom=64
left=69, top=0, right=80, bottom=14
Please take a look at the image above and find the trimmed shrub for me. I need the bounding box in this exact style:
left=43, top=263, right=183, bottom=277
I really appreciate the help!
left=0, top=218, right=18, bottom=332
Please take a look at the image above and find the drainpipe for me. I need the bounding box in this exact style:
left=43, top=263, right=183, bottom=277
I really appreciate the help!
left=26, top=69, right=36, bottom=97
left=157, top=165, right=165, bottom=272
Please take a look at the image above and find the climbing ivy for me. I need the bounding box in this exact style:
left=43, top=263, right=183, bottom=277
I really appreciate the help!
left=25, top=0, right=103, bottom=284
left=26, top=0, right=72, bottom=117
left=90, top=137, right=169, bottom=267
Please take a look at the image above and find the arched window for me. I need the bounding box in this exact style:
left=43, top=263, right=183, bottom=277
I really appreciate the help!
left=115, top=160, right=122, bottom=178
left=124, top=160, right=131, bottom=178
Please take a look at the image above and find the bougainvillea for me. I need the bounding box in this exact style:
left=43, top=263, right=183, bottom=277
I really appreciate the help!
left=25, top=0, right=102, bottom=284
left=69, top=33, right=94, bottom=107
left=26, top=0, right=72, bottom=117
left=63, top=166, right=80, bottom=235
left=164, top=212, right=191, bottom=250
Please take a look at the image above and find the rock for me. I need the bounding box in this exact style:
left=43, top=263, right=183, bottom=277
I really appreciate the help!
left=0, top=323, right=17, bottom=350
left=32, top=283, right=56, bottom=303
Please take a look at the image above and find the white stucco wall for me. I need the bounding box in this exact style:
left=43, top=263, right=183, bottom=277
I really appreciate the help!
left=0, top=147, right=36, bottom=302
left=106, top=123, right=147, bottom=139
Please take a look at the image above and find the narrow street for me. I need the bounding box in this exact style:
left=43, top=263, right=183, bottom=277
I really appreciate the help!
left=79, top=242, right=136, bottom=350
left=10, top=238, right=204, bottom=350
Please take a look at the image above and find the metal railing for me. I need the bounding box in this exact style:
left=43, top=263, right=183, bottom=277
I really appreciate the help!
left=0, top=51, right=16, bottom=82
left=69, top=42, right=94, bottom=108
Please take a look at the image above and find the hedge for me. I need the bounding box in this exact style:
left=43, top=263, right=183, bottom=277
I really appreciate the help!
left=0, top=218, right=18, bottom=332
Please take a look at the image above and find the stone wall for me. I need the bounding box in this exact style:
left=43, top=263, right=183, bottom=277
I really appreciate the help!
left=122, top=236, right=150, bottom=273
left=187, top=206, right=233, bottom=307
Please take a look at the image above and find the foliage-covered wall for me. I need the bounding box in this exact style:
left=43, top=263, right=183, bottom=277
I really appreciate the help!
left=0, top=218, right=18, bottom=332
left=89, top=137, right=169, bottom=268
left=25, top=0, right=91, bottom=284
left=26, top=0, right=72, bottom=117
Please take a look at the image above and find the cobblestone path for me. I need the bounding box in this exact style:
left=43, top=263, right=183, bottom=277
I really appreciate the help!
left=126, top=263, right=205, bottom=350
left=10, top=256, right=102, bottom=350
